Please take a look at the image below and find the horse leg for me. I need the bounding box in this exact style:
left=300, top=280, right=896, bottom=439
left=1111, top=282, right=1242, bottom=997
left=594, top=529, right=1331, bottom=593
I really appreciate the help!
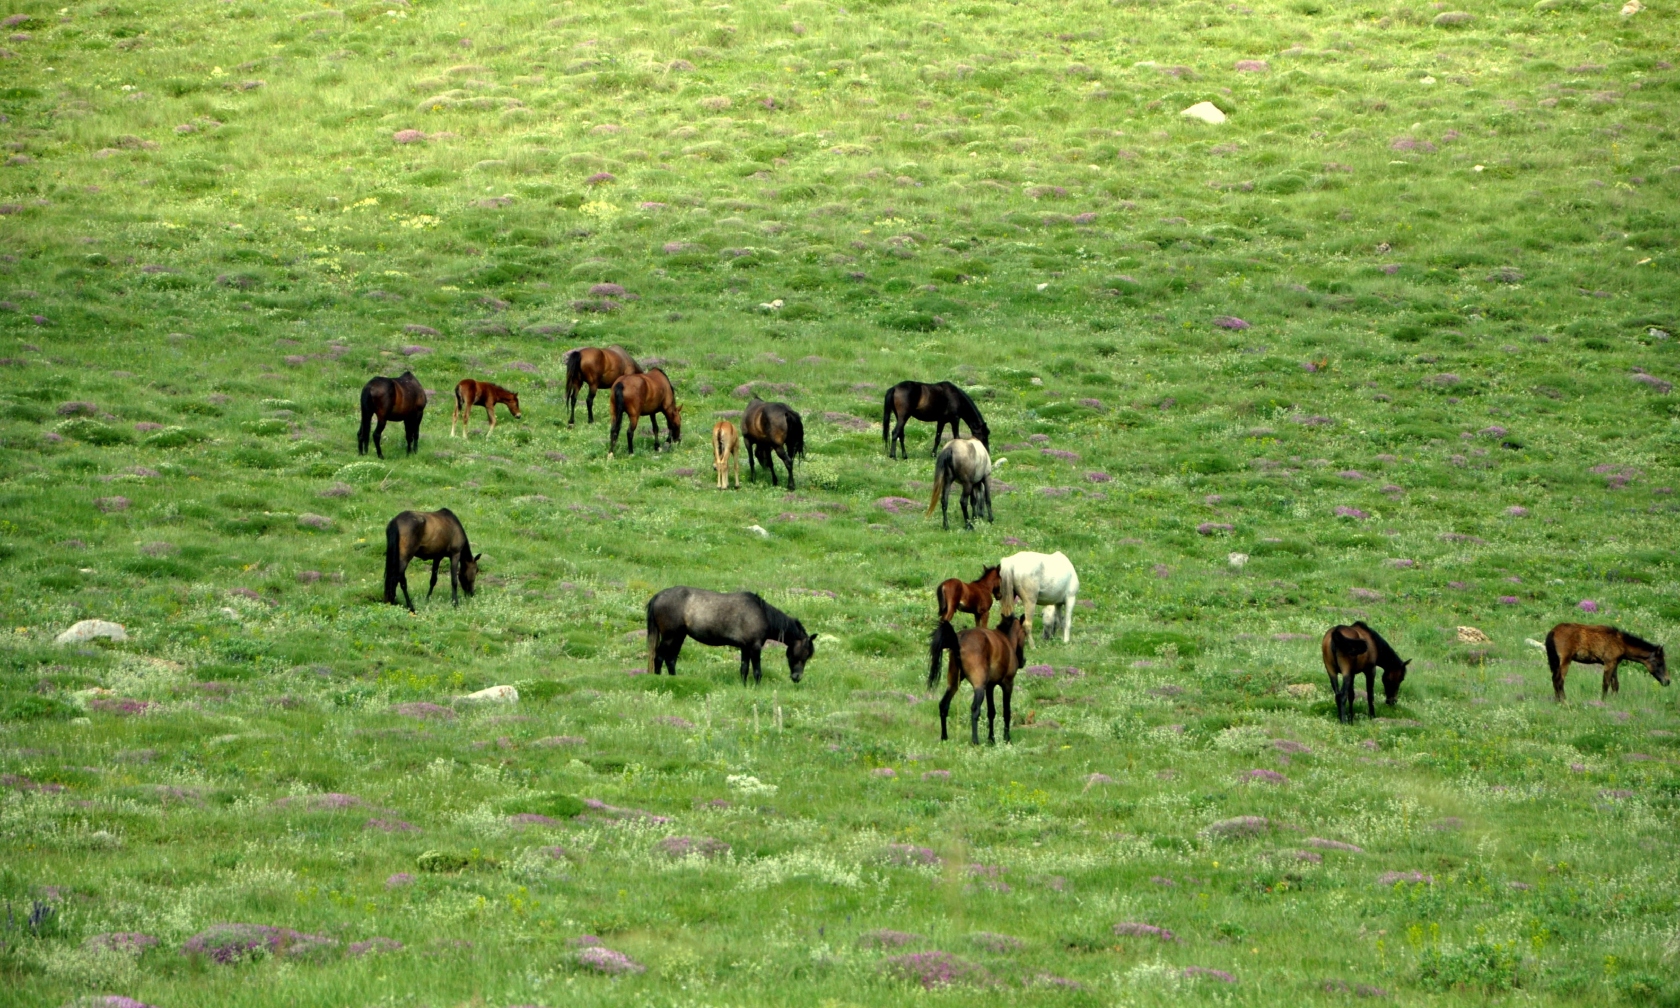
left=752, top=647, right=764, bottom=685
left=648, top=413, right=661, bottom=453
left=486, top=403, right=496, bottom=437
left=450, top=553, right=460, bottom=606
left=1002, top=679, right=1013, bottom=744
left=1604, top=659, right=1620, bottom=698
left=397, top=558, right=414, bottom=613
left=931, top=419, right=945, bottom=456
left=1040, top=604, right=1056, bottom=641
left=969, top=682, right=985, bottom=745
left=1553, top=657, right=1571, bottom=702
left=1061, top=594, right=1075, bottom=642
left=451, top=401, right=459, bottom=438
left=960, top=483, right=973, bottom=531
left=975, top=598, right=991, bottom=629
left=1327, top=666, right=1344, bottom=722
left=427, top=558, right=441, bottom=599
left=585, top=385, right=597, bottom=424
left=1365, top=668, right=1377, bottom=720
left=627, top=412, right=640, bottom=456
left=984, top=683, right=997, bottom=745
left=372, top=415, right=388, bottom=459
left=405, top=416, right=421, bottom=455
left=767, top=445, right=780, bottom=487
left=892, top=416, right=908, bottom=460
left=777, top=444, right=794, bottom=491
left=938, top=686, right=956, bottom=741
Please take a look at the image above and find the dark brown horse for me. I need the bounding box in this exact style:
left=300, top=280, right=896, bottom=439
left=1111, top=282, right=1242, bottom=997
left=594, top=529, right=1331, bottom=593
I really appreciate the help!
left=359, top=371, right=427, bottom=458
left=607, top=368, right=682, bottom=457
left=742, top=397, right=805, bottom=490
left=451, top=379, right=521, bottom=438
left=1321, top=622, right=1410, bottom=723
left=564, top=345, right=641, bottom=425
left=384, top=508, right=480, bottom=612
left=929, top=614, right=1028, bottom=744
left=882, top=380, right=989, bottom=459
left=936, top=565, right=1002, bottom=628
left=1546, top=623, right=1669, bottom=701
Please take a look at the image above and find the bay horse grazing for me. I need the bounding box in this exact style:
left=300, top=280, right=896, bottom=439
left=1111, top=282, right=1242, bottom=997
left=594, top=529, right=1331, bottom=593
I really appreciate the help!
left=1545, top=623, right=1668, bottom=701
left=929, top=614, right=1028, bottom=745
left=935, top=565, right=1002, bottom=628
left=451, top=379, right=521, bottom=438
left=384, top=508, right=480, bottom=612
left=741, top=397, right=805, bottom=490
left=563, top=345, right=641, bottom=425
left=713, top=419, right=740, bottom=489
left=1321, top=621, right=1410, bottom=723
left=646, top=586, right=816, bottom=684
left=607, top=368, right=682, bottom=458
left=358, top=371, right=427, bottom=458
left=882, top=380, right=990, bottom=459
left=925, top=437, right=993, bottom=530
left=998, top=551, right=1080, bottom=644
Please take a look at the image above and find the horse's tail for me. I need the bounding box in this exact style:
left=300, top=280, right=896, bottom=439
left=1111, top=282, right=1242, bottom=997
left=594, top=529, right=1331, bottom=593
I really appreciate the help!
left=358, top=383, right=376, bottom=455
left=610, top=377, right=627, bottom=420
left=646, top=596, right=661, bottom=674
left=1545, top=628, right=1561, bottom=679
left=928, top=620, right=960, bottom=689
left=925, top=451, right=950, bottom=516
left=787, top=411, right=805, bottom=459
left=881, top=388, right=894, bottom=448
left=563, top=348, right=583, bottom=413
left=383, top=516, right=402, bottom=603
left=715, top=424, right=726, bottom=461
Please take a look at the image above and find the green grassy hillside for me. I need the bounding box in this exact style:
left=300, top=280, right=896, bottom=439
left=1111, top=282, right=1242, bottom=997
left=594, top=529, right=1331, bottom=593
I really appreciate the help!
left=2, top=0, right=1679, bottom=1004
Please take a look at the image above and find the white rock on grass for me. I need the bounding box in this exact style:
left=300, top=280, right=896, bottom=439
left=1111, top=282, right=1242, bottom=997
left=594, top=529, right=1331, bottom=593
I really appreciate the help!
left=55, top=620, right=127, bottom=644
left=1181, top=102, right=1227, bottom=125
left=456, top=684, right=518, bottom=704
left=1228, top=552, right=1249, bottom=568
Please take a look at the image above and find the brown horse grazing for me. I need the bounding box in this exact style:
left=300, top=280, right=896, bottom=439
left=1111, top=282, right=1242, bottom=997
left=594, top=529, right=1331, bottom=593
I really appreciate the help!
left=1321, top=621, right=1411, bottom=723
left=929, top=614, right=1028, bottom=744
left=1546, top=623, right=1669, bottom=701
left=935, top=565, right=1002, bottom=628
left=564, top=345, right=641, bottom=425
left=741, top=397, right=805, bottom=490
left=607, top=368, right=682, bottom=457
left=358, top=371, right=427, bottom=458
left=384, top=508, right=480, bottom=612
left=712, top=419, right=740, bottom=490
left=451, top=379, right=521, bottom=438
left=882, top=380, right=990, bottom=459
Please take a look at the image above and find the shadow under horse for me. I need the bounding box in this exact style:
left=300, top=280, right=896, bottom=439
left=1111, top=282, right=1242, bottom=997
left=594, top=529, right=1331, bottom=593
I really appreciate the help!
left=359, top=371, right=427, bottom=458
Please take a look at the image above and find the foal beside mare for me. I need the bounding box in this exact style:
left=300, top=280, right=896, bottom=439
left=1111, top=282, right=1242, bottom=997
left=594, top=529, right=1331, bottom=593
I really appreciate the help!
left=935, top=565, right=1002, bottom=629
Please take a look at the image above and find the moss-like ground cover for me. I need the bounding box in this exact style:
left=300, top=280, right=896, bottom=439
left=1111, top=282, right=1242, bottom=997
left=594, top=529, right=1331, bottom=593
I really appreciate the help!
left=2, top=0, right=1679, bottom=1004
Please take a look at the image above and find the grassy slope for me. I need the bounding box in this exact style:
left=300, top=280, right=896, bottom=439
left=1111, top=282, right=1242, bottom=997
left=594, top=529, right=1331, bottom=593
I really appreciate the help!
left=1, top=0, right=1679, bottom=1004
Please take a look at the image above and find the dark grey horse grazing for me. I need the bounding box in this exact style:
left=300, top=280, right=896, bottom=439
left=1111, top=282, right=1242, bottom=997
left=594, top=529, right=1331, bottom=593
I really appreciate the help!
left=882, top=380, right=989, bottom=459
left=646, top=586, right=815, bottom=684
left=742, top=396, right=805, bottom=490
left=384, top=509, right=479, bottom=612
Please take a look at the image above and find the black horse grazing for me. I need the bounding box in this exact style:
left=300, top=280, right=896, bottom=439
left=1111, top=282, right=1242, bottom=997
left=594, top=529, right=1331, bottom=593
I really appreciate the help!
left=742, top=396, right=805, bottom=490
left=384, top=509, right=480, bottom=612
left=359, top=371, right=428, bottom=458
left=646, top=586, right=815, bottom=684
left=882, top=380, right=989, bottom=459
left=1321, top=621, right=1410, bottom=723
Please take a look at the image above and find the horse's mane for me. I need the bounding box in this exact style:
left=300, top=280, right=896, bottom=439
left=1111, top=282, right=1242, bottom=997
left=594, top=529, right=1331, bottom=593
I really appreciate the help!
left=1621, top=629, right=1659, bottom=651
left=1352, top=621, right=1403, bottom=665
left=944, top=382, right=987, bottom=429
left=756, top=595, right=804, bottom=643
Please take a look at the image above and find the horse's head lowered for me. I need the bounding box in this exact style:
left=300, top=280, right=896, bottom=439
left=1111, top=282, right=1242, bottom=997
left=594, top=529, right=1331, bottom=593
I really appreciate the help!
left=667, top=402, right=683, bottom=443
left=785, top=620, right=813, bottom=682
left=459, top=553, right=482, bottom=596
left=1380, top=654, right=1411, bottom=706
left=1644, top=644, right=1669, bottom=687
left=506, top=392, right=523, bottom=419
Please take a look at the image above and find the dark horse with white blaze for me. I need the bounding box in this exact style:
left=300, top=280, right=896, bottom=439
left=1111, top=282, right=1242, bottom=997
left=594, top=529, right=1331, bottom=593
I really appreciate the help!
left=646, top=586, right=815, bottom=684
left=742, top=396, right=806, bottom=490
left=564, top=345, right=641, bottom=425
left=882, top=380, right=990, bottom=459
left=929, top=614, right=1028, bottom=744
left=1546, top=622, right=1668, bottom=701
left=1321, top=621, right=1411, bottom=723
left=359, top=371, right=427, bottom=458
left=384, top=508, right=480, bottom=612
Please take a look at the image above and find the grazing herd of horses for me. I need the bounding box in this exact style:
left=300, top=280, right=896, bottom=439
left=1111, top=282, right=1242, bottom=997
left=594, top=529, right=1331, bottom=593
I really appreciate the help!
left=361, top=347, right=1670, bottom=742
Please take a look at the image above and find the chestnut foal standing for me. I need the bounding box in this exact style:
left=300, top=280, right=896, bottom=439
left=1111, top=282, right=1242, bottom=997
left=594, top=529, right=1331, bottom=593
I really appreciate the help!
left=451, top=379, right=521, bottom=438
left=712, top=419, right=740, bottom=489
left=934, top=565, right=1002, bottom=629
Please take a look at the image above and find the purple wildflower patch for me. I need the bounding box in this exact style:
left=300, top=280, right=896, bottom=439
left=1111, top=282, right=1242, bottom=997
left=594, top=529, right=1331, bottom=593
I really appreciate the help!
left=1336, top=506, right=1369, bottom=519
left=880, top=951, right=994, bottom=989
left=657, top=835, right=730, bottom=859
left=181, top=923, right=338, bottom=964
left=577, top=945, right=645, bottom=975
left=392, top=702, right=456, bottom=720
left=970, top=931, right=1024, bottom=953
left=1184, top=966, right=1238, bottom=984
left=1040, top=448, right=1080, bottom=461
left=1196, top=522, right=1234, bottom=535
left=1023, top=664, right=1056, bottom=678
left=347, top=937, right=402, bottom=956
left=858, top=928, right=923, bottom=948
left=1578, top=599, right=1599, bottom=613
left=1307, top=838, right=1363, bottom=853
left=83, top=932, right=159, bottom=954
left=875, top=496, right=919, bottom=514
left=385, top=873, right=415, bottom=888
left=881, top=843, right=941, bottom=866
left=1377, top=870, right=1433, bottom=886
left=1212, top=316, right=1251, bottom=330
left=1349, top=587, right=1384, bottom=602
left=1241, top=768, right=1288, bottom=784
left=1498, top=595, right=1521, bottom=605
left=1201, top=816, right=1269, bottom=839
left=364, top=818, right=416, bottom=833
left=871, top=767, right=898, bottom=778
left=922, top=769, right=951, bottom=781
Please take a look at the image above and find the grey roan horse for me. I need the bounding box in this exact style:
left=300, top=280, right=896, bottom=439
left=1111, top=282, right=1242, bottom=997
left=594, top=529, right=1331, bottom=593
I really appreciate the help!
left=646, top=586, right=815, bottom=684
left=925, top=437, right=994, bottom=530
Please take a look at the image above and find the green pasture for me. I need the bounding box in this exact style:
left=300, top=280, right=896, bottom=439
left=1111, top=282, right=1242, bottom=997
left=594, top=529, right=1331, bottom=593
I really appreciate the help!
left=1, top=0, right=1678, bottom=1004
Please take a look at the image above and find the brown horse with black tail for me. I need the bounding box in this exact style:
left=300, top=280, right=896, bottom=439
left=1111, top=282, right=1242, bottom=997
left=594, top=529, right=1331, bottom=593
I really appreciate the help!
left=564, top=345, right=641, bottom=425
left=1546, top=623, right=1668, bottom=701
left=359, top=371, right=427, bottom=458
left=607, top=368, right=682, bottom=457
left=936, top=565, right=1002, bottom=629
left=1321, top=621, right=1411, bottom=723
left=929, top=613, right=1028, bottom=745
left=384, top=508, right=480, bottom=612
left=742, top=396, right=805, bottom=490
left=883, top=380, right=990, bottom=459
left=451, top=379, right=521, bottom=438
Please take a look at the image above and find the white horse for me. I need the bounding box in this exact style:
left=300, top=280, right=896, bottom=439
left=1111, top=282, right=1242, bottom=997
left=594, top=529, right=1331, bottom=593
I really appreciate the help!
left=998, top=551, right=1080, bottom=644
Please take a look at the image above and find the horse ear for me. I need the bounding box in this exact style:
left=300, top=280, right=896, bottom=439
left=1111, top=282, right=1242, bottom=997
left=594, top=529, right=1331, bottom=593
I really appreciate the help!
left=1403, top=659, right=1412, bottom=668
left=473, top=553, right=483, bottom=562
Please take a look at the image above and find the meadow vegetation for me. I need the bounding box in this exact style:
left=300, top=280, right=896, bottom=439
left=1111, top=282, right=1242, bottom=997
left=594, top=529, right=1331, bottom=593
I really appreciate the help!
left=1, top=0, right=1679, bottom=1004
